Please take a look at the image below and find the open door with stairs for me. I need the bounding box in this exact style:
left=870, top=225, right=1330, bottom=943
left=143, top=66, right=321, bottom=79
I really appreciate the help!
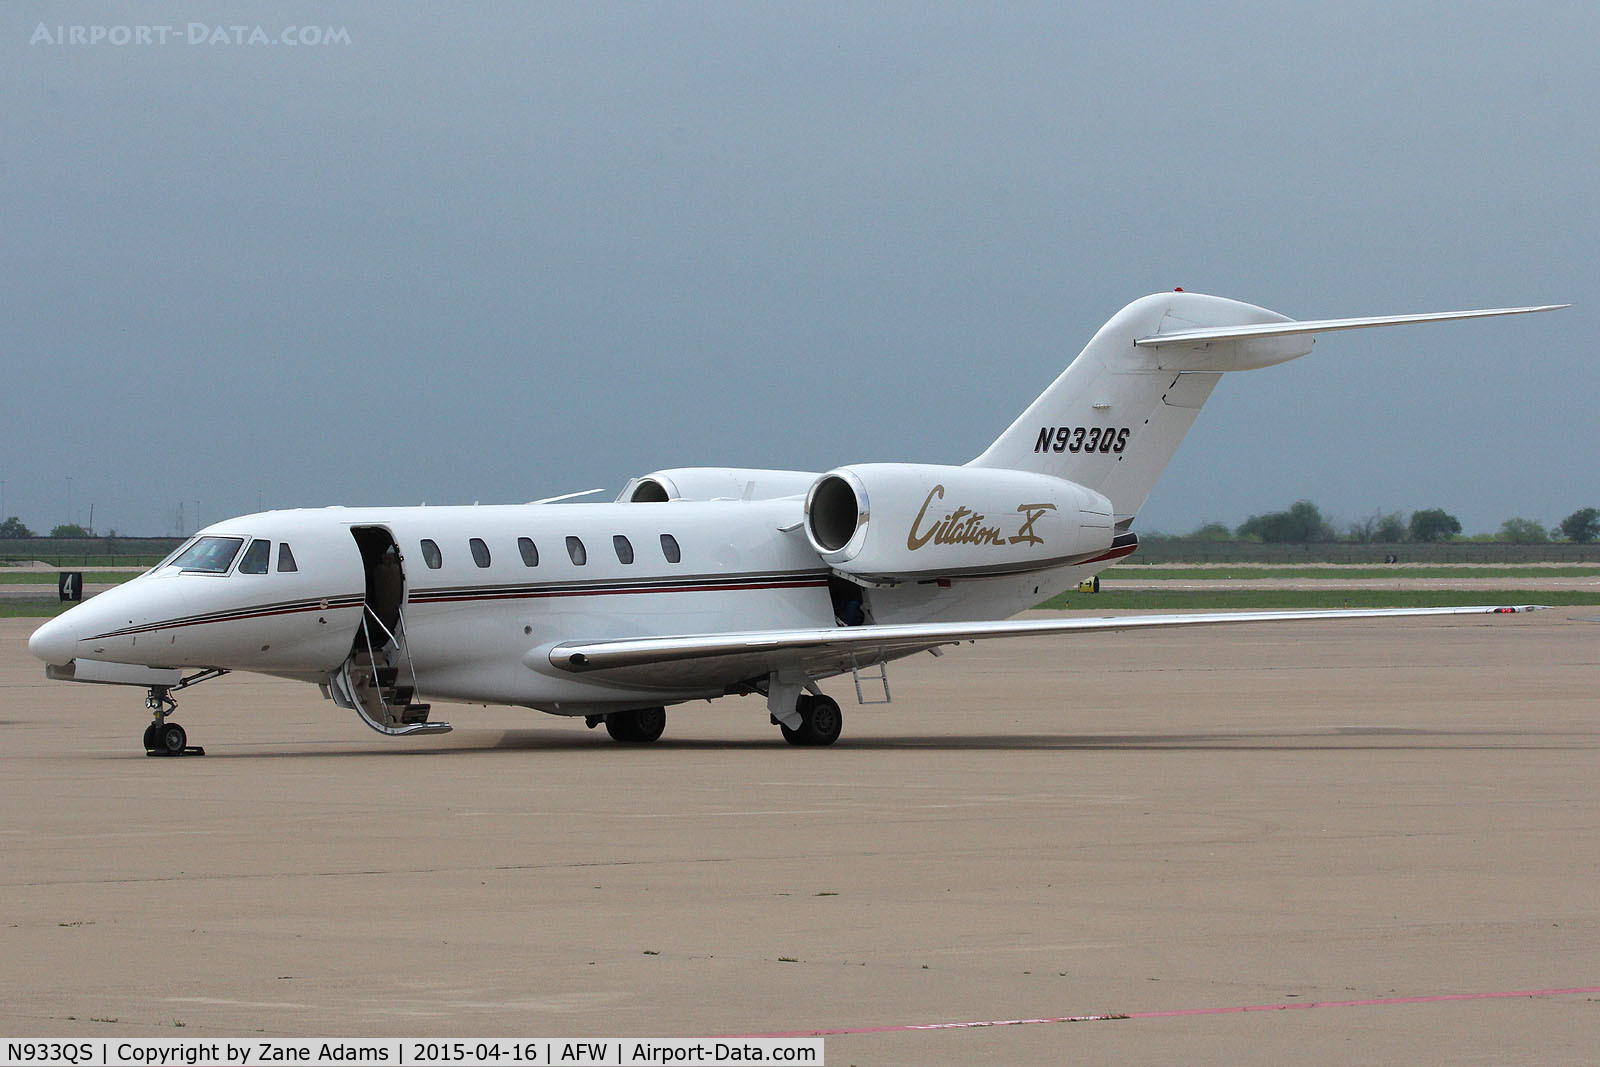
left=325, top=526, right=451, bottom=737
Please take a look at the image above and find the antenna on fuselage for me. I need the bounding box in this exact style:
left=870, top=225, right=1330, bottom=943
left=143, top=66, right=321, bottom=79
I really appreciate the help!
left=527, top=488, right=606, bottom=505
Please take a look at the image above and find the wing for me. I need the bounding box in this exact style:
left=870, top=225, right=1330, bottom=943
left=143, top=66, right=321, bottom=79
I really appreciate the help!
left=538, top=605, right=1539, bottom=691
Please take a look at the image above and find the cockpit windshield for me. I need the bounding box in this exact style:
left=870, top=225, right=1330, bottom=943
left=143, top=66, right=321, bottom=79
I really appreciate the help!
left=147, top=537, right=197, bottom=575
left=168, top=535, right=246, bottom=574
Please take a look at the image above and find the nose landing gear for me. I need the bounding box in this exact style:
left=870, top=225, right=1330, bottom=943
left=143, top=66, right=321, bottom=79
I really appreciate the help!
left=144, top=686, right=202, bottom=757
left=139, top=668, right=227, bottom=756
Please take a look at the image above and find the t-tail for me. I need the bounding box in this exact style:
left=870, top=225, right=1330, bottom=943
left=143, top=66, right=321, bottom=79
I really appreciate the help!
left=968, top=292, right=1566, bottom=528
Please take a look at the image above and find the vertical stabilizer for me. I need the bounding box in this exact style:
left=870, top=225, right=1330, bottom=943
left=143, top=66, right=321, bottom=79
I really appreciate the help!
left=968, top=292, right=1307, bottom=524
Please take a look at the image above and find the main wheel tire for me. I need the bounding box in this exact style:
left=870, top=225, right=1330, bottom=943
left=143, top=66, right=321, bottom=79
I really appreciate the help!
left=143, top=722, right=160, bottom=751
left=632, top=706, right=666, bottom=743
left=605, top=707, right=666, bottom=743
left=802, top=695, right=843, bottom=746
left=780, top=695, right=843, bottom=747
left=158, top=722, right=187, bottom=756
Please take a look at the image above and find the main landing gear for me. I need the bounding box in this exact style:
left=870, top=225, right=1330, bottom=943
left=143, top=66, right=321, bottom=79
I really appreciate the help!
left=140, top=668, right=226, bottom=757
left=776, top=694, right=843, bottom=747
left=599, top=706, right=667, bottom=743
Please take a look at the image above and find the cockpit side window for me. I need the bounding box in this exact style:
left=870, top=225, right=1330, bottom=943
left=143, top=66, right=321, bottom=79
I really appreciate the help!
left=277, top=543, right=298, bottom=572
left=238, top=538, right=271, bottom=574
left=170, top=536, right=245, bottom=574
left=420, top=539, right=443, bottom=569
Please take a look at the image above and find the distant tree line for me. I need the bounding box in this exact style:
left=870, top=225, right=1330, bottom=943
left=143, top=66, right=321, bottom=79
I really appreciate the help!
left=4, top=506, right=1600, bottom=546
left=1183, top=502, right=1600, bottom=545
left=0, top=519, right=95, bottom=539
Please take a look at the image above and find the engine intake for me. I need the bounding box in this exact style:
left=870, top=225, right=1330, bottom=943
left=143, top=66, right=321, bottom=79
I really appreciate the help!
left=807, top=472, right=869, bottom=553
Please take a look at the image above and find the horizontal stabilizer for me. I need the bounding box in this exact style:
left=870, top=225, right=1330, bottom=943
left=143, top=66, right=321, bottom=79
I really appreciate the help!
left=1134, top=304, right=1567, bottom=347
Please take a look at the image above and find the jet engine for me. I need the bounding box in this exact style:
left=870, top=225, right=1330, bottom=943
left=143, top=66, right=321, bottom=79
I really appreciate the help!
left=619, top=467, right=820, bottom=503
left=804, top=463, right=1114, bottom=584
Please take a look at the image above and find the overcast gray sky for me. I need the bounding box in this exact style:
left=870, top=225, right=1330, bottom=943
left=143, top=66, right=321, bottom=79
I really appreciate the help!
left=3, top=2, right=1594, bottom=537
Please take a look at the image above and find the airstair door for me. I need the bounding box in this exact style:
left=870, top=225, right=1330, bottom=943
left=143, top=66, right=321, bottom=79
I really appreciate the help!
left=326, top=526, right=450, bottom=736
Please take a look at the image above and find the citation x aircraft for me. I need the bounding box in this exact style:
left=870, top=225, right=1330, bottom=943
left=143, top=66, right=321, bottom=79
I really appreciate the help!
left=28, top=292, right=1564, bottom=754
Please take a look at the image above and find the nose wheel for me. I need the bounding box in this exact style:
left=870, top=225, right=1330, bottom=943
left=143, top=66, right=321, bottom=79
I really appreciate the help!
left=143, top=685, right=205, bottom=757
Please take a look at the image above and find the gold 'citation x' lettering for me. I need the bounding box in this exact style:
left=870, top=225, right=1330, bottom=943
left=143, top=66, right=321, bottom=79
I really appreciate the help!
left=1009, top=503, right=1057, bottom=546
left=907, top=485, right=1010, bottom=550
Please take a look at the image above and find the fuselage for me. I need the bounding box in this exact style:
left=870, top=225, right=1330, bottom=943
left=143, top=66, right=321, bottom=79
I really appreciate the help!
left=28, top=498, right=1112, bottom=716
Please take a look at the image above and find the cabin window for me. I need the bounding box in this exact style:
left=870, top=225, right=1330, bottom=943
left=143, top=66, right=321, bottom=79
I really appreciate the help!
left=518, top=537, right=539, bottom=567
left=613, top=535, right=634, bottom=565
left=238, top=538, right=271, bottom=574
left=660, top=533, right=681, bottom=564
left=470, top=537, right=491, bottom=568
left=566, top=536, right=587, bottom=566
left=420, top=539, right=442, bottom=569
left=170, top=536, right=244, bottom=574
left=277, top=543, right=298, bottom=572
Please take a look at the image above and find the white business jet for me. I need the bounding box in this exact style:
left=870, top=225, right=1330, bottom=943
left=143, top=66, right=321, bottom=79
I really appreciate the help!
left=28, top=292, right=1564, bottom=754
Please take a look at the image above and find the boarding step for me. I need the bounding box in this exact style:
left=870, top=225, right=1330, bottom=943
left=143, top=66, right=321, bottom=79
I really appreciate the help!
left=331, top=656, right=450, bottom=737
left=399, top=704, right=433, bottom=725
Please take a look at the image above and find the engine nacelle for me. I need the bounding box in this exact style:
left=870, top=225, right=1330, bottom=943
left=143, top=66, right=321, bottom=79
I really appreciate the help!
left=619, top=467, right=820, bottom=503
left=804, top=463, right=1115, bottom=583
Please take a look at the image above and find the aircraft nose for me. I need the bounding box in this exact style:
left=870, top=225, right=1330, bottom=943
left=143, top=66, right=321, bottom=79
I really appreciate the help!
left=28, top=613, right=80, bottom=666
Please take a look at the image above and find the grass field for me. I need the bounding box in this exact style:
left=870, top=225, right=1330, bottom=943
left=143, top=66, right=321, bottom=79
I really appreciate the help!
left=1108, top=565, right=1600, bottom=580
left=1039, top=589, right=1600, bottom=611
left=1130, top=539, right=1600, bottom=564
left=0, top=602, right=75, bottom=618
left=0, top=556, right=168, bottom=569
left=0, top=571, right=142, bottom=584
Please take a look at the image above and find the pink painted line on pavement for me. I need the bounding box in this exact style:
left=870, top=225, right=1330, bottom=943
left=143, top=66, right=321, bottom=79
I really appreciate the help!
left=717, top=985, right=1600, bottom=1039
